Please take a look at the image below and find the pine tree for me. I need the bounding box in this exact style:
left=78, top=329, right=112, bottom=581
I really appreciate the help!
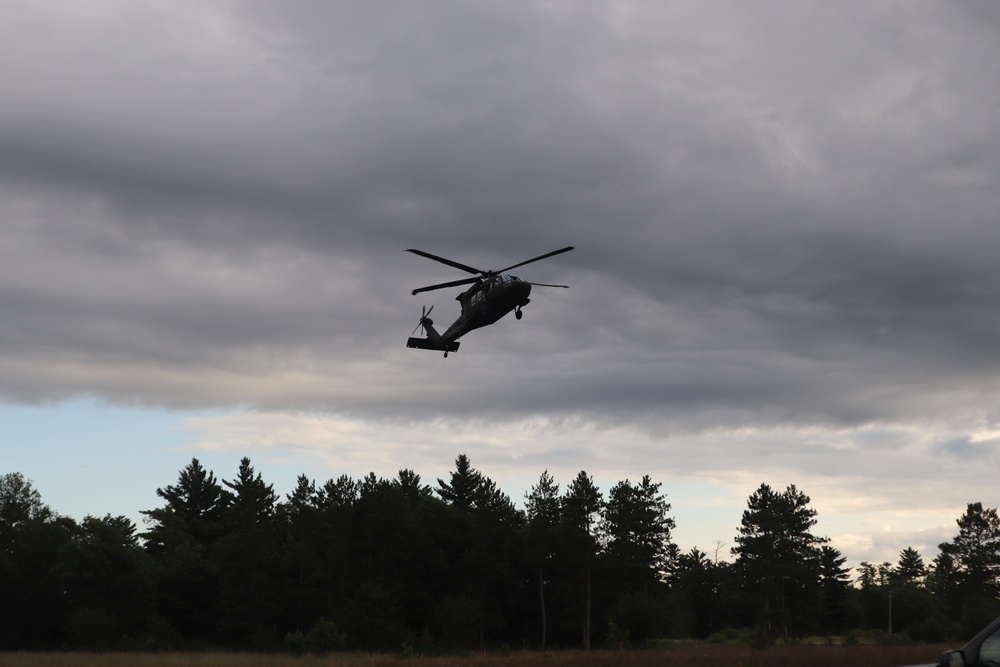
left=436, top=454, right=482, bottom=510
left=525, top=470, right=561, bottom=648
left=393, top=468, right=432, bottom=506
left=666, top=547, right=717, bottom=638
left=436, top=455, right=524, bottom=649
left=732, top=483, right=827, bottom=643
left=599, top=475, right=675, bottom=644
left=141, top=458, right=229, bottom=641
left=470, top=473, right=522, bottom=649
left=141, top=458, right=229, bottom=553
left=927, top=550, right=958, bottom=596
left=322, top=474, right=360, bottom=509
left=600, top=475, right=675, bottom=591
left=817, top=545, right=852, bottom=634
left=278, top=474, right=328, bottom=633
left=939, top=502, right=1000, bottom=597
left=216, top=458, right=281, bottom=644
left=561, top=471, right=603, bottom=650
left=223, top=457, right=277, bottom=525
left=895, top=547, right=927, bottom=585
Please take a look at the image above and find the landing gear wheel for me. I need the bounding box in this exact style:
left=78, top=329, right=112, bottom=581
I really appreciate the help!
left=515, top=308, right=523, bottom=320
left=444, top=351, right=449, bottom=358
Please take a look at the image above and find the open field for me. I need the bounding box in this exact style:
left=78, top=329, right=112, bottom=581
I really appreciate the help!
left=0, top=643, right=954, bottom=667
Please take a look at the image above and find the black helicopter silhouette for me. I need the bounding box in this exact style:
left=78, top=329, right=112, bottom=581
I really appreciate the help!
left=405, top=246, right=574, bottom=357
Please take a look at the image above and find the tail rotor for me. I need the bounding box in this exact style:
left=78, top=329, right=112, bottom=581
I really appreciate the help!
left=411, top=305, right=434, bottom=336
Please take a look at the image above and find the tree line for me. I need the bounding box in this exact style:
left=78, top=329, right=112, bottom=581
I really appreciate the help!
left=1, top=455, right=998, bottom=652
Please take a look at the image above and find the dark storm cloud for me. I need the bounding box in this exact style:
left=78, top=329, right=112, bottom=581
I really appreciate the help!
left=3, top=1, right=1000, bottom=436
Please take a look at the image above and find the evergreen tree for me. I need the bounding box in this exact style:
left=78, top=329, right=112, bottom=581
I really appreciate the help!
left=856, top=560, right=893, bottom=631
left=393, top=468, right=433, bottom=506
left=895, top=547, right=927, bottom=585
left=560, top=471, right=603, bottom=650
left=469, top=473, right=524, bottom=649
left=346, top=473, right=412, bottom=650
left=600, top=475, right=675, bottom=591
left=287, top=474, right=322, bottom=513
left=599, top=475, right=675, bottom=644
left=856, top=561, right=878, bottom=590
left=321, top=474, right=360, bottom=510
left=666, top=547, right=716, bottom=638
left=927, top=550, right=958, bottom=599
left=320, top=473, right=360, bottom=603
left=223, top=457, right=277, bottom=525
left=277, top=474, right=329, bottom=635
left=925, top=549, right=965, bottom=636
left=435, top=455, right=525, bottom=649
left=141, top=458, right=229, bottom=553
left=525, top=470, right=561, bottom=648
left=732, top=483, right=827, bottom=643
left=141, top=458, right=229, bottom=642
left=390, top=469, right=449, bottom=648
left=936, top=503, right=1000, bottom=634
left=817, top=545, right=852, bottom=634
left=882, top=547, right=942, bottom=640
left=939, top=502, right=1000, bottom=597
left=216, top=458, right=281, bottom=645
left=562, top=472, right=603, bottom=537
left=526, top=470, right=561, bottom=527
left=436, top=454, right=481, bottom=510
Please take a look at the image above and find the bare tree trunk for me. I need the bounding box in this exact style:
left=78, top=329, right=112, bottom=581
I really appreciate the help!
left=780, top=589, right=790, bottom=644
left=538, top=563, right=547, bottom=648
left=584, top=566, right=592, bottom=650
left=764, top=593, right=771, bottom=639
left=479, top=578, right=486, bottom=651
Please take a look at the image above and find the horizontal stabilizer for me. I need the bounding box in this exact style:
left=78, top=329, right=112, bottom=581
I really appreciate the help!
left=406, top=337, right=460, bottom=352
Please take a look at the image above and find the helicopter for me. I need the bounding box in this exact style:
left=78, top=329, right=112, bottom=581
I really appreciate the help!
left=405, top=246, right=575, bottom=357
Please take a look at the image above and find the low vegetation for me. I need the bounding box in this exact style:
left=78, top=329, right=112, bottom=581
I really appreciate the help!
left=0, top=643, right=956, bottom=667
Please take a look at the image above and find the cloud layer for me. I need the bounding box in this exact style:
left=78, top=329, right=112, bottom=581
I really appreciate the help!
left=3, top=2, right=1000, bottom=564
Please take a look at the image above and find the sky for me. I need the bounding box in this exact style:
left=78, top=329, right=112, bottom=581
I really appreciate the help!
left=3, top=1, right=1000, bottom=571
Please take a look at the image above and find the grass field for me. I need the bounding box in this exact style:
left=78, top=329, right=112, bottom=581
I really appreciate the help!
left=0, top=643, right=953, bottom=667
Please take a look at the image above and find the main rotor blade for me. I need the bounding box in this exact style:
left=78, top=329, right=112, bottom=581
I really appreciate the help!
left=526, top=282, right=569, bottom=288
left=405, top=249, right=483, bottom=275
left=411, top=276, right=480, bottom=295
left=496, top=246, right=575, bottom=274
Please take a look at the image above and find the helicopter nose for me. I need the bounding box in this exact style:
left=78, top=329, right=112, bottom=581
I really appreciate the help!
left=513, top=278, right=531, bottom=300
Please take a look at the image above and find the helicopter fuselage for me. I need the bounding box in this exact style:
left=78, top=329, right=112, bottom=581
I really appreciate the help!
left=441, top=274, right=531, bottom=342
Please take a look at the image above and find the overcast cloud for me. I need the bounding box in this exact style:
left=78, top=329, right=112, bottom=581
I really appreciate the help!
left=3, top=1, right=1000, bottom=565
